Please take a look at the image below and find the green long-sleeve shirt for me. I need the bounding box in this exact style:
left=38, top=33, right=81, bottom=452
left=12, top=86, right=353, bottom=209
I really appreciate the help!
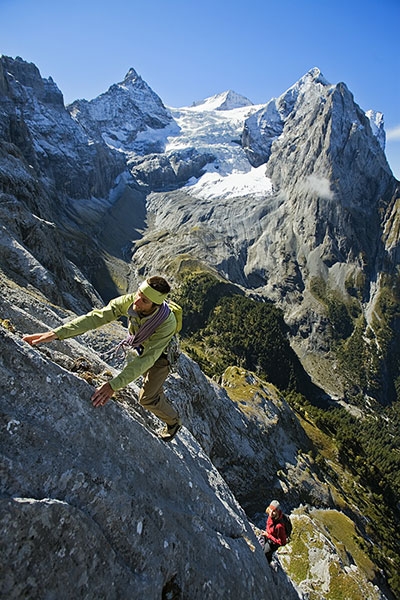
left=53, top=294, right=176, bottom=391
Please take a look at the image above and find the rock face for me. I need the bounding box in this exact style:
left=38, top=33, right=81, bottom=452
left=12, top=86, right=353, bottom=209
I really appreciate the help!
left=128, top=148, right=215, bottom=191
left=0, top=56, right=144, bottom=300
left=241, top=70, right=396, bottom=309
left=0, top=141, right=102, bottom=314
left=0, top=276, right=304, bottom=599
left=0, top=56, right=124, bottom=199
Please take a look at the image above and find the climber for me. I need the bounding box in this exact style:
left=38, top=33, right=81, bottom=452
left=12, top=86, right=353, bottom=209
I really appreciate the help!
left=23, top=276, right=182, bottom=442
left=258, top=500, right=287, bottom=563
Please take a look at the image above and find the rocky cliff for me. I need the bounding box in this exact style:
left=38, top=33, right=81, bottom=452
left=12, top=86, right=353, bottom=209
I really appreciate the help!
left=0, top=265, right=309, bottom=598
left=0, top=270, right=388, bottom=599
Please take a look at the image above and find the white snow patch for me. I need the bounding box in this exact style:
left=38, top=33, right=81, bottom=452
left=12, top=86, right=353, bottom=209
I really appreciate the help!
left=186, top=165, right=272, bottom=201
left=365, top=109, right=386, bottom=150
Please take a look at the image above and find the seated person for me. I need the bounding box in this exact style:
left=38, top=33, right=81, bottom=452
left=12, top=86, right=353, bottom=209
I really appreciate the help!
left=259, top=500, right=287, bottom=563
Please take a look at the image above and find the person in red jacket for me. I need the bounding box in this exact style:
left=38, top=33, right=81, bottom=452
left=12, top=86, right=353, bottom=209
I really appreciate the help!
left=259, top=500, right=287, bottom=563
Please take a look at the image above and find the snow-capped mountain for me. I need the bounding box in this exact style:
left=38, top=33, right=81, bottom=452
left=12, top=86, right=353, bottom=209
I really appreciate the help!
left=68, top=67, right=175, bottom=154
left=190, top=89, right=253, bottom=111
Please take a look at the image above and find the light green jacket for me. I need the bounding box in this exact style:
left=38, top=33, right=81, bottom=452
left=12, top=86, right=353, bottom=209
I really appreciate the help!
left=54, top=294, right=176, bottom=391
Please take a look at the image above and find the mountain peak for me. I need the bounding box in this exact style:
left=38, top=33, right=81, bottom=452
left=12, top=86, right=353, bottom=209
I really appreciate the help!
left=191, top=90, right=253, bottom=111
left=305, top=66, right=329, bottom=85
left=123, top=67, right=141, bottom=84
left=285, top=67, right=331, bottom=100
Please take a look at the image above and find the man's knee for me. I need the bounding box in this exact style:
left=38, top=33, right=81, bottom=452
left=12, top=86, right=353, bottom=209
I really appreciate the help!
left=139, top=390, right=161, bottom=408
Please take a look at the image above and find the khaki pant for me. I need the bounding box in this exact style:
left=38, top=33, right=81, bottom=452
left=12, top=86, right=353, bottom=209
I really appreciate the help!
left=138, top=355, right=179, bottom=426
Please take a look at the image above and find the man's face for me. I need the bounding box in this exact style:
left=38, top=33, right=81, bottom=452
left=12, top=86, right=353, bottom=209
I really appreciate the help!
left=134, top=291, right=156, bottom=315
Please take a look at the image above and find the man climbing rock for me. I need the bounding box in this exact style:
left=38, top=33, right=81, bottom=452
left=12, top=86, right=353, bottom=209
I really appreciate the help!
left=23, top=276, right=182, bottom=442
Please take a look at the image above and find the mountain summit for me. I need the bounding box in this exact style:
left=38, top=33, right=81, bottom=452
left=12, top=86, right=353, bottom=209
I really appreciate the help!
left=68, top=66, right=173, bottom=153
left=190, top=89, right=254, bottom=111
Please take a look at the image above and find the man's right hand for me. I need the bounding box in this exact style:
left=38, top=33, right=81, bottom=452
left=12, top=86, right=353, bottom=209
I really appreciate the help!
left=23, top=332, right=59, bottom=346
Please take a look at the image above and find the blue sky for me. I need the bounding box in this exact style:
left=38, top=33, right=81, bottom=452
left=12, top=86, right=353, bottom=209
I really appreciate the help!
left=1, top=0, right=399, bottom=177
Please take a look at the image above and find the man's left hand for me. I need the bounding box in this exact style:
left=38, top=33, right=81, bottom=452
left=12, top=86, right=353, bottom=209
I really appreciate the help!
left=91, top=382, right=114, bottom=407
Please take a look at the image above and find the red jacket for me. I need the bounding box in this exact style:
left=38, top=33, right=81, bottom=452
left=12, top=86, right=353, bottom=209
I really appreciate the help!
left=265, top=511, right=287, bottom=546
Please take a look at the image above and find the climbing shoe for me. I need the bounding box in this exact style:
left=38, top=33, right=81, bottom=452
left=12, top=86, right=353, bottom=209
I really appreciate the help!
left=159, top=418, right=182, bottom=442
